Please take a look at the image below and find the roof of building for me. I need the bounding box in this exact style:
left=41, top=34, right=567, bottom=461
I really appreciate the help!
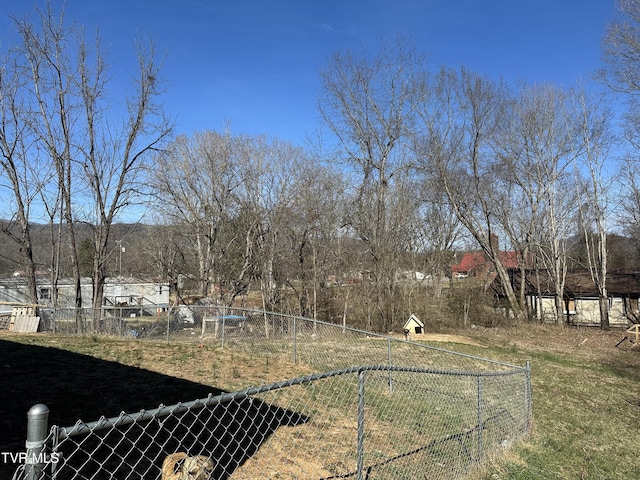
left=0, top=276, right=168, bottom=287
left=403, top=314, right=424, bottom=329
left=451, top=251, right=520, bottom=274
left=492, top=269, right=640, bottom=298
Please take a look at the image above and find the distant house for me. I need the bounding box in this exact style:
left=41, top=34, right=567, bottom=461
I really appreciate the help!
left=102, top=277, right=170, bottom=309
left=0, top=276, right=169, bottom=311
left=494, top=269, right=640, bottom=327
left=451, top=251, right=520, bottom=278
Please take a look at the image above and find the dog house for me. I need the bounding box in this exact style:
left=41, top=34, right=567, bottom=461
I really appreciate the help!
left=403, top=314, right=424, bottom=336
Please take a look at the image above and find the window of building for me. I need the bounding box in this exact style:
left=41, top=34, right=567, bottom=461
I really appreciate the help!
left=39, top=287, right=57, bottom=302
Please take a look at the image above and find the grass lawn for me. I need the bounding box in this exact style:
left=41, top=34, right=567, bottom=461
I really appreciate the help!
left=1, top=323, right=639, bottom=479
left=459, top=324, right=640, bottom=479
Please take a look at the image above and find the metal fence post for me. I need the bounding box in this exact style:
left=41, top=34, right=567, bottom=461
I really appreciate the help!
left=25, top=403, right=49, bottom=480
left=166, top=306, right=171, bottom=343
left=477, top=375, right=483, bottom=462
left=525, top=361, right=532, bottom=432
left=292, top=317, right=298, bottom=364
left=221, top=316, right=226, bottom=348
left=387, top=338, right=393, bottom=394
left=357, top=369, right=365, bottom=480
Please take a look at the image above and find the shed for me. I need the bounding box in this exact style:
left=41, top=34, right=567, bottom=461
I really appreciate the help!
left=403, top=314, right=424, bottom=335
left=493, top=269, right=640, bottom=327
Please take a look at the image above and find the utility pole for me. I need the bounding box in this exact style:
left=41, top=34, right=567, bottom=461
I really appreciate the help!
left=116, top=240, right=125, bottom=277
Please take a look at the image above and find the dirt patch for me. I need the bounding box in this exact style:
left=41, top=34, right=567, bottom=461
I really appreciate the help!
left=390, top=332, right=486, bottom=347
left=419, top=333, right=486, bottom=347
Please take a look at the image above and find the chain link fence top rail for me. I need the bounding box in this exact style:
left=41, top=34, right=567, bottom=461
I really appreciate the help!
left=18, top=308, right=532, bottom=479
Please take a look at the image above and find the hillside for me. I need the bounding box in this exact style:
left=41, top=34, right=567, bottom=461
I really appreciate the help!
left=0, top=221, right=159, bottom=278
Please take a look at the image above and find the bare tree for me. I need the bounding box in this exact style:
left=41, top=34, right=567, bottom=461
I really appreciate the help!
left=404, top=159, right=464, bottom=298
left=492, top=83, right=584, bottom=324
left=574, top=90, right=614, bottom=330
left=241, top=137, right=308, bottom=314
left=40, top=186, right=64, bottom=307
left=279, top=162, right=346, bottom=318
left=601, top=0, right=640, bottom=268
left=600, top=0, right=640, bottom=100
left=12, top=3, right=172, bottom=330
left=4, top=1, right=173, bottom=330
left=154, top=130, right=242, bottom=302
left=318, top=36, right=424, bottom=331
left=140, top=223, right=188, bottom=300
left=416, top=66, right=526, bottom=320
left=79, top=37, right=172, bottom=319
left=153, top=131, right=309, bottom=315
left=0, top=48, right=43, bottom=304
left=10, top=3, right=86, bottom=329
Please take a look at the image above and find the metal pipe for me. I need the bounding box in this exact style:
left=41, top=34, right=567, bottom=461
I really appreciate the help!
left=25, top=403, right=49, bottom=480
left=357, top=369, right=365, bottom=480
left=477, top=376, right=483, bottom=462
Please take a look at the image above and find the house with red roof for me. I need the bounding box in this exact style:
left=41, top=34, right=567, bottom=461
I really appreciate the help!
left=451, top=250, right=520, bottom=278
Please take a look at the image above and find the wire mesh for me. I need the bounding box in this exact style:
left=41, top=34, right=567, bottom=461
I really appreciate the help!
left=40, top=306, right=521, bottom=374
left=16, top=308, right=531, bottom=479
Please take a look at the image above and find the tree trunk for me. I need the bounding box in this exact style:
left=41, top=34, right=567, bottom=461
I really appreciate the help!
left=555, top=293, right=565, bottom=326
left=599, top=293, right=610, bottom=331
left=18, top=221, right=39, bottom=305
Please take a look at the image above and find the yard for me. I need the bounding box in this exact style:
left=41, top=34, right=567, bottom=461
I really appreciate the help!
left=0, top=323, right=639, bottom=479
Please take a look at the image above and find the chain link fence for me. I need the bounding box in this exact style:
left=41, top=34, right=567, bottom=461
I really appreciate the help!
left=14, top=307, right=532, bottom=479
left=37, top=306, right=526, bottom=372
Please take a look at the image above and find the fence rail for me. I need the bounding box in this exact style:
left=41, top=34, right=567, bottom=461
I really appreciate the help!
left=13, top=308, right=532, bottom=479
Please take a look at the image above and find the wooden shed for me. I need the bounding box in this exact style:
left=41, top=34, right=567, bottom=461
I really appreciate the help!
left=403, top=314, right=424, bottom=336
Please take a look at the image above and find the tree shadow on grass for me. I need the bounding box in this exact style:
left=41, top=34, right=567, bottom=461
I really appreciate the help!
left=0, top=338, right=308, bottom=479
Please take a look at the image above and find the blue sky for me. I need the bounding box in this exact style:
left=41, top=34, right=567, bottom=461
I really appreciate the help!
left=0, top=0, right=618, bottom=145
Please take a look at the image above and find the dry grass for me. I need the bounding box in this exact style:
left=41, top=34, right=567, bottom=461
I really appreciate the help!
left=0, top=332, right=311, bottom=479
left=457, top=324, right=640, bottom=479
left=2, top=323, right=640, bottom=479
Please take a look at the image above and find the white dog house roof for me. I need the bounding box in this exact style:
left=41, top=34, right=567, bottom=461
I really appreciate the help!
left=403, top=314, right=424, bottom=334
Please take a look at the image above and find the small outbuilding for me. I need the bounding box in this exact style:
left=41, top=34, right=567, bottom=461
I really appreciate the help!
left=403, top=314, right=424, bottom=336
